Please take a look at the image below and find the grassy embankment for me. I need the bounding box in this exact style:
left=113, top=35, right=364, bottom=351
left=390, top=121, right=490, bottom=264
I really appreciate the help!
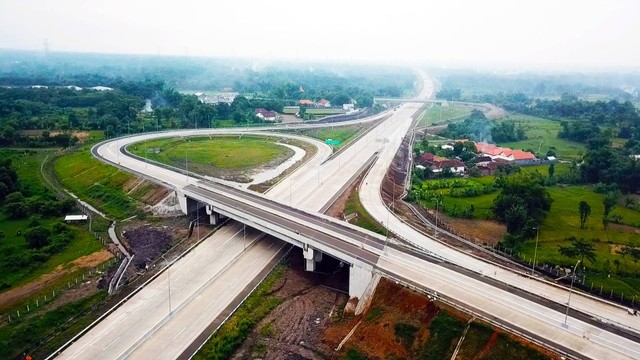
left=54, top=148, right=160, bottom=219
left=418, top=105, right=473, bottom=127
left=193, top=265, right=286, bottom=360
left=495, top=114, right=586, bottom=160
left=297, top=123, right=372, bottom=151
left=128, top=136, right=293, bottom=177
left=0, top=291, right=108, bottom=359
left=343, top=189, right=386, bottom=235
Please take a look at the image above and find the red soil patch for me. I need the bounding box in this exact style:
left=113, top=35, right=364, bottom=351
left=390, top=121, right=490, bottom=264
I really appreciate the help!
left=323, top=278, right=439, bottom=359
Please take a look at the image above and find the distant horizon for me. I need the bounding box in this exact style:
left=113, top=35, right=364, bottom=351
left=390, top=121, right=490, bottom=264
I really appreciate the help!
left=1, top=0, right=638, bottom=73
left=1, top=47, right=639, bottom=75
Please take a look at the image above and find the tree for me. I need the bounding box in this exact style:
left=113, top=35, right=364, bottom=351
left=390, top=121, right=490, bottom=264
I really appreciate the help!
left=603, top=191, right=618, bottom=217
left=558, top=238, right=597, bottom=264
left=630, top=248, right=640, bottom=274
left=548, top=163, right=555, bottom=178
left=24, top=226, right=51, bottom=249
left=578, top=201, right=591, bottom=229
left=493, top=173, right=552, bottom=222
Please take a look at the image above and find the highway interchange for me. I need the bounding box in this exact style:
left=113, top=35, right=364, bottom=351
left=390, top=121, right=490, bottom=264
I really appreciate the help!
left=54, top=72, right=640, bottom=360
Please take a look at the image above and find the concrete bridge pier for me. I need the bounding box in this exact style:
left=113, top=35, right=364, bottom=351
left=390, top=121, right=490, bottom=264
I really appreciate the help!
left=349, top=262, right=377, bottom=315
left=176, top=191, right=199, bottom=215
left=205, top=205, right=225, bottom=225
left=303, top=244, right=323, bottom=271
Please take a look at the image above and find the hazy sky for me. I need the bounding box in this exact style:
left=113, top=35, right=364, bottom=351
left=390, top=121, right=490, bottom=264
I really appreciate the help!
left=1, top=0, right=638, bottom=69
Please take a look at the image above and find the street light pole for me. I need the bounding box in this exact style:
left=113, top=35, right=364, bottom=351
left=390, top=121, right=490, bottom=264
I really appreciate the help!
left=563, top=259, right=581, bottom=328
left=532, top=226, right=539, bottom=275
left=434, top=199, right=440, bottom=237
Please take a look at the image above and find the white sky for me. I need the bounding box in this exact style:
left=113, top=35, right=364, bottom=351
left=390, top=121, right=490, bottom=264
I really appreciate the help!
left=0, top=0, right=638, bottom=69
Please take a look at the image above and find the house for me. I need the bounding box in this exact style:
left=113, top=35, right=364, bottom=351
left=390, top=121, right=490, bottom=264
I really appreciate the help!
left=475, top=157, right=510, bottom=176
left=417, top=153, right=446, bottom=167
left=299, top=99, right=314, bottom=106
left=343, top=103, right=355, bottom=111
left=477, top=161, right=498, bottom=176
left=431, top=159, right=465, bottom=174
left=255, top=108, right=277, bottom=121
left=317, top=99, right=331, bottom=107
left=441, top=144, right=454, bottom=150
left=475, top=155, right=493, bottom=165
left=194, top=92, right=208, bottom=103
left=416, top=153, right=465, bottom=174
left=90, top=86, right=113, bottom=91
left=474, top=142, right=536, bottom=163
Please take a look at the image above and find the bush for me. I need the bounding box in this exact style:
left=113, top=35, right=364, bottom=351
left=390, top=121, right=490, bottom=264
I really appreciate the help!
left=24, top=226, right=51, bottom=249
left=394, top=322, right=419, bottom=349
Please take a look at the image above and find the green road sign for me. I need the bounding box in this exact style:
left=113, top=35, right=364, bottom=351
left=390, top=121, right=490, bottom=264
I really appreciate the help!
left=325, top=139, right=341, bottom=146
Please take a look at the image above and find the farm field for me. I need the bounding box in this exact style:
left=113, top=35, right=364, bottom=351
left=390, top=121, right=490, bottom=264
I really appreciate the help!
left=495, top=114, right=586, bottom=160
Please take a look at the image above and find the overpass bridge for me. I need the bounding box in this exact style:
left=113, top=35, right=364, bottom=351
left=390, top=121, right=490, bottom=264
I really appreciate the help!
left=180, top=179, right=385, bottom=299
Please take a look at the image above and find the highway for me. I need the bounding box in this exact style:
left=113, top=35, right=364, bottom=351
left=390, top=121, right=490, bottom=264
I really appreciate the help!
left=54, top=90, right=411, bottom=359
left=56, top=71, right=640, bottom=360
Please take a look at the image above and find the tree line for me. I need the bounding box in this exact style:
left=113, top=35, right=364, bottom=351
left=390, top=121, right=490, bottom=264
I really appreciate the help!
left=440, top=110, right=527, bottom=144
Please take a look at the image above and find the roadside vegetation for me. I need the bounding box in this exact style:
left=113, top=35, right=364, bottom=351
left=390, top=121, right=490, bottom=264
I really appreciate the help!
left=193, top=264, right=286, bottom=360
left=0, top=150, right=113, bottom=359
left=295, top=122, right=372, bottom=151
left=343, top=188, right=386, bottom=235
left=0, top=151, right=103, bottom=289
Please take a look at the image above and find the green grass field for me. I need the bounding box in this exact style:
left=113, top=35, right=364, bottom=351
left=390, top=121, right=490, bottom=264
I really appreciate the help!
left=495, top=114, right=586, bottom=160
left=129, top=136, right=293, bottom=173
left=419, top=105, right=472, bottom=127
left=0, top=215, right=102, bottom=288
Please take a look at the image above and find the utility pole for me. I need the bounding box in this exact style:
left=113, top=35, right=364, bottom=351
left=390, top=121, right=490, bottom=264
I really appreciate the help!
left=532, top=226, right=539, bottom=275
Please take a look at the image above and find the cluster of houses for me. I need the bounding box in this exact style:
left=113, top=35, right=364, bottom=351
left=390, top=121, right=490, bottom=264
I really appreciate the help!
left=27, top=85, right=113, bottom=91
left=416, top=140, right=542, bottom=176
left=298, top=99, right=356, bottom=111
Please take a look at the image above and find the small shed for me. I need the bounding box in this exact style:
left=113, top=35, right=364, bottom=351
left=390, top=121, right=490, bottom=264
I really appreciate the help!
left=65, top=215, right=88, bottom=222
